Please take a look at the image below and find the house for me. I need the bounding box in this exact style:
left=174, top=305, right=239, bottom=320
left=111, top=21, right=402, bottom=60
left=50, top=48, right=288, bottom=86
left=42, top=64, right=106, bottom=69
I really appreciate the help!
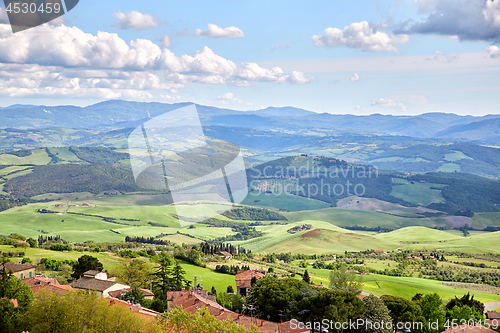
left=486, top=313, right=500, bottom=320
left=0, top=263, right=36, bottom=280
left=167, top=290, right=309, bottom=333
left=71, top=270, right=130, bottom=298
left=216, top=251, right=233, bottom=260
left=108, top=288, right=155, bottom=300
left=235, top=270, right=265, bottom=297
left=83, top=269, right=109, bottom=280
left=373, top=249, right=384, bottom=254
left=104, top=297, right=161, bottom=320
left=23, top=276, right=73, bottom=295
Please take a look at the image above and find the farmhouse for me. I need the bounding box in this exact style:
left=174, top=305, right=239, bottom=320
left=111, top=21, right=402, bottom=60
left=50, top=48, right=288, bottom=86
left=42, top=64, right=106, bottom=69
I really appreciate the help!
left=0, top=263, right=36, bottom=280
left=216, top=251, right=233, bottom=260
left=235, top=270, right=265, bottom=297
left=71, top=270, right=130, bottom=298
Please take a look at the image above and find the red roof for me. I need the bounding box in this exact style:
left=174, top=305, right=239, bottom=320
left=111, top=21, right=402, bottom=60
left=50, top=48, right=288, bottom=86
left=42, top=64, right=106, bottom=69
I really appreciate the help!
left=235, top=270, right=265, bottom=288
left=167, top=290, right=308, bottom=332
left=23, top=276, right=72, bottom=295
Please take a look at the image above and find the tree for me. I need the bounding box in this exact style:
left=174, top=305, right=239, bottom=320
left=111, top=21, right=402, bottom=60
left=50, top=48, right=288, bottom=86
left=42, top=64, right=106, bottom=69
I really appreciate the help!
left=302, top=270, right=311, bottom=284
left=227, top=285, right=234, bottom=294
left=329, top=264, right=362, bottom=294
left=421, top=293, right=446, bottom=333
left=445, top=292, right=484, bottom=314
left=216, top=293, right=244, bottom=312
left=290, top=286, right=365, bottom=330
left=71, top=255, right=103, bottom=280
left=211, top=286, right=217, bottom=296
left=123, top=288, right=146, bottom=305
left=446, top=305, right=483, bottom=323
left=26, top=238, right=37, bottom=248
left=246, top=277, right=309, bottom=321
left=0, top=258, right=34, bottom=333
left=171, top=260, right=189, bottom=291
left=360, top=294, right=392, bottom=333
left=381, top=295, right=424, bottom=327
left=116, top=259, right=153, bottom=289
left=21, top=257, right=33, bottom=265
left=162, top=306, right=259, bottom=333
left=24, top=289, right=163, bottom=333
left=152, top=252, right=173, bottom=302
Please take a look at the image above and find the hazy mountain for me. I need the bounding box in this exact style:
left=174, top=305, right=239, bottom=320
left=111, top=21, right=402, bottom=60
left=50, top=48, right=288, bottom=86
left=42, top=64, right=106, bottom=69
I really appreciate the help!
left=435, top=118, right=500, bottom=143
left=1, top=100, right=499, bottom=143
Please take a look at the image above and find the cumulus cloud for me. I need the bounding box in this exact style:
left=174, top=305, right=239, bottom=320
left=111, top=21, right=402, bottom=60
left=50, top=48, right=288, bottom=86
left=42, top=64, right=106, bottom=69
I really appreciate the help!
left=312, top=21, right=409, bottom=52
left=487, top=45, right=500, bottom=57
left=195, top=23, right=245, bottom=38
left=371, top=98, right=407, bottom=112
left=0, top=23, right=310, bottom=99
left=484, top=0, right=500, bottom=28
left=346, top=73, right=360, bottom=82
left=217, top=92, right=242, bottom=104
left=397, top=0, right=500, bottom=42
left=113, top=10, right=159, bottom=31
left=161, top=35, right=171, bottom=49
left=426, top=50, right=460, bottom=62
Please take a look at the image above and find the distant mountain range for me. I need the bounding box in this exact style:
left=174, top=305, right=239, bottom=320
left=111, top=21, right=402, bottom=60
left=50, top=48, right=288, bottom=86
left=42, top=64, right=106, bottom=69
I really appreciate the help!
left=1, top=100, right=500, bottom=143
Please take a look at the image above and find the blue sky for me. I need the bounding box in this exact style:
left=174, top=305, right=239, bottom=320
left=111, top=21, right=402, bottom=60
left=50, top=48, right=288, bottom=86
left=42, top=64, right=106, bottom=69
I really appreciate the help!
left=0, top=0, right=499, bottom=115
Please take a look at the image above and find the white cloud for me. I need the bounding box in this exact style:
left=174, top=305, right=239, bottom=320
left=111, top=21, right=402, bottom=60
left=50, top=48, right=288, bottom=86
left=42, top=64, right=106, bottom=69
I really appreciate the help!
left=346, top=73, right=360, bottom=82
left=272, top=42, right=289, bottom=51
left=195, top=23, right=245, bottom=38
left=0, top=23, right=310, bottom=99
left=391, top=95, right=428, bottom=105
left=371, top=98, right=408, bottom=112
left=159, top=94, right=181, bottom=101
left=486, top=45, right=500, bottom=58
left=401, top=0, right=500, bottom=42
left=484, top=0, right=500, bottom=28
left=217, top=92, right=242, bottom=104
left=0, top=8, right=9, bottom=24
left=161, top=35, right=171, bottom=49
left=426, top=50, right=460, bottom=62
left=312, top=21, right=409, bottom=52
left=113, top=10, right=159, bottom=31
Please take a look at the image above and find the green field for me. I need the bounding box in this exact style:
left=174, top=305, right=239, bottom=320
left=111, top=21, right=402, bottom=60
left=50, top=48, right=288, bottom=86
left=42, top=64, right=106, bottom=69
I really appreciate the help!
left=285, top=207, right=437, bottom=228
left=0, top=166, right=32, bottom=176
left=438, top=163, right=461, bottom=172
left=445, top=151, right=474, bottom=162
left=241, top=190, right=331, bottom=211
left=374, top=226, right=464, bottom=244
left=48, top=147, right=81, bottom=162
left=305, top=268, right=500, bottom=303
left=0, top=149, right=51, bottom=165
left=390, top=180, right=444, bottom=206
left=179, top=260, right=236, bottom=294
left=0, top=245, right=127, bottom=273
